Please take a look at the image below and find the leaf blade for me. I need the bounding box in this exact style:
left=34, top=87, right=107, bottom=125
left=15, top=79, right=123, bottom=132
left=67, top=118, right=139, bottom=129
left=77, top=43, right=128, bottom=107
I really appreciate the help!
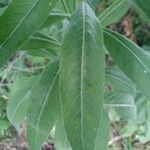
left=60, top=2, right=104, bottom=150
left=27, top=60, right=59, bottom=150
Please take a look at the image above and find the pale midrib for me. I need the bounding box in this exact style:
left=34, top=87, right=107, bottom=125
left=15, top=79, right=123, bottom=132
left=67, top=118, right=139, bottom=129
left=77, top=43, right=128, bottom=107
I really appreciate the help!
left=81, top=4, right=86, bottom=150
left=34, top=71, right=58, bottom=148
left=104, top=103, right=135, bottom=107
left=105, top=31, right=150, bottom=73
left=100, top=0, right=125, bottom=22
left=1, top=0, right=40, bottom=47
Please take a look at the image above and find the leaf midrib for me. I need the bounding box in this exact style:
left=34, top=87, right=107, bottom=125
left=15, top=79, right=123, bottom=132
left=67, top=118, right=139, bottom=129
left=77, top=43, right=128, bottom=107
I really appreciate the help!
left=80, top=3, right=86, bottom=149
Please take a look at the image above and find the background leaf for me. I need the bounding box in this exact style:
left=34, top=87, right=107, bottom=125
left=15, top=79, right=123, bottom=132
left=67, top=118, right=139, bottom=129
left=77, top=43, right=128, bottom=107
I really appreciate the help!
left=27, top=60, right=59, bottom=150
left=128, top=0, right=150, bottom=22
left=104, top=29, right=150, bottom=100
left=7, top=76, right=38, bottom=130
left=104, top=92, right=137, bottom=119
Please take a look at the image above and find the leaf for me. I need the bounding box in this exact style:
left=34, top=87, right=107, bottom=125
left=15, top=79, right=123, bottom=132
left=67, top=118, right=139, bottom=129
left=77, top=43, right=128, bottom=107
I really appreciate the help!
left=41, top=11, right=70, bottom=29
left=99, top=0, right=131, bottom=27
left=0, top=118, right=10, bottom=130
left=61, top=0, right=75, bottom=13
left=60, top=2, right=104, bottom=150
left=135, top=95, right=150, bottom=124
left=94, top=108, right=110, bottom=150
left=0, top=0, right=57, bottom=68
left=27, top=60, right=59, bottom=150
left=104, top=29, right=150, bottom=100
left=106, top=66, right=137, bottom=97
left=128, top=0, right=150, bottom=22
left=7, top=76, right=38, bottom=130
left=21, top=32, right=61, bottom=50
left=54, top=118, right=72, bottom=150
left=87, top=0, right=100, bottom=10
left=104, top=91, right=137, bottom=119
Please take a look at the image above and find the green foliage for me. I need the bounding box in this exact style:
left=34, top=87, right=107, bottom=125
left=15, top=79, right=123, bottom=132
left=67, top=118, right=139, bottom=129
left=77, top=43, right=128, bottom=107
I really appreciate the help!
left=99, top=0, right=131, bottom=27
left=0, top=0, right=150, bottom=149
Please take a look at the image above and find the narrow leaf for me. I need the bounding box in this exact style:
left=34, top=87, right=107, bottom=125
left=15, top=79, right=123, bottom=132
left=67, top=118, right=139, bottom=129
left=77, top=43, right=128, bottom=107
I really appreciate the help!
left=27, top=60, right=59, bottom=150
left=60, top=2, right=104, bottom=150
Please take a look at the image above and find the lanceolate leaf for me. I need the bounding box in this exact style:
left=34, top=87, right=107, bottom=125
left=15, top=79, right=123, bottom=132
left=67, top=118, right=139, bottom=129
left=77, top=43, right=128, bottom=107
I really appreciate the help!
left=7, top=76, right=38, bottom=130
left=128, top=0, right=150, bottom=22
left=99, top=0, right=131, bottom=27
left=60, top=2, right=104, bottom=150
left=104, top=29, right=150, bottom=100
left=0, top=0, right=57, bottom=68
left=27, top=60, right=59, bottom=150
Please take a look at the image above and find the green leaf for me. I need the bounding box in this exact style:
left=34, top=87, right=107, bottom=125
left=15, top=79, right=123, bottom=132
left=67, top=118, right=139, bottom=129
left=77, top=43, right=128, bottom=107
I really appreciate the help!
left=0, top=0, right=57, bottom=68
left=104, top=91, right=137, bottom=119
left=87, top=0, right=100, bottom=10
left=106, top=66, right=137, bottom=96
left=94, top=109, right=110, bottom=150
left=60, top=2, right=104, bottom=150
left=135, top=95, right=150, bottom=124
left=21, top=32, right=61, bottom=50
left=61, top=0, right=75, bottom=13
left=104, top=29, right=150, bottom=100
left=0, top=118, right=10, bottom=130
left=41, top=11, right=70, bottom=29
left=27, top=60, right=59, bottom=150
left=54, top=118, right=72, bottom=150
left=128, top=0, right=150, bottom=22
left=99, top=0, right=131, bottom=27
left=7, top=76, right=38, bottom=130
